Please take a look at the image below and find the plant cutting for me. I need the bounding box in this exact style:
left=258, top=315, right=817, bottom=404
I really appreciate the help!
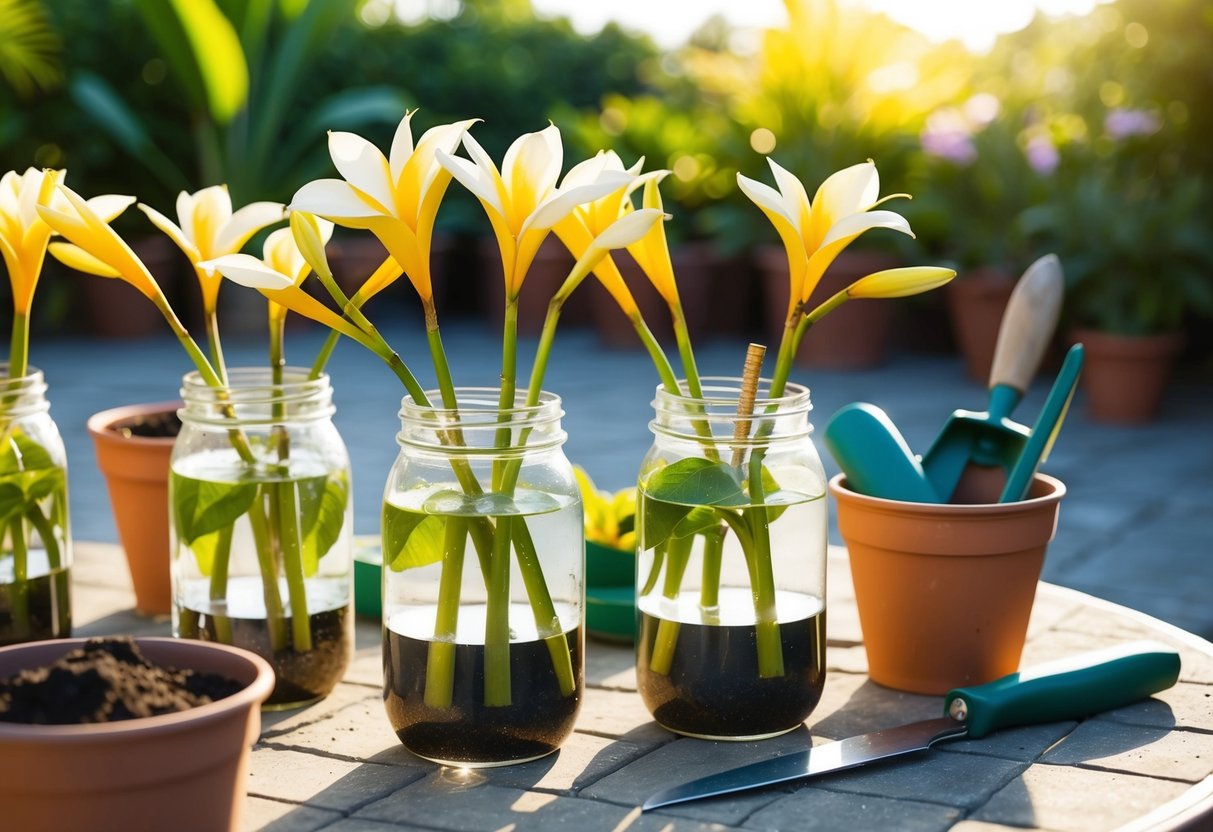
left=210, top=114, right=662, bottom=765
left=580, top=156, right=954, bottom=739
left=35, top=177, right=365, bottom=708
left=0, top=167, right=88, bottom=646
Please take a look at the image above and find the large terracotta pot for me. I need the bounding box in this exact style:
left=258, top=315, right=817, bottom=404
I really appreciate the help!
left=1073, top=329, right=1184, bottom=424
left=831, top=472, right=1065, bottom=695
left=758, top=247, right=896, bottom=369
left=945, top=267, right=1016, bottom=382
left=87, top=403, right=179, bottom=616
left=0, top=637, right=273, bottom=832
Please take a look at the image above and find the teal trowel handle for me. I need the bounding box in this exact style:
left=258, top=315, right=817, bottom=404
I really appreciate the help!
left=945, top=642, right=1181, bottom=739
left=824, top=403, right=939, bottom=503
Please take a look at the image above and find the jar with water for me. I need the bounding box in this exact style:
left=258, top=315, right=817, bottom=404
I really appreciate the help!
left=382, top=389, right=583, bottom=767
left=170, top=368, right=353, bottom=708
left=636, top=378, right=827, bottom=739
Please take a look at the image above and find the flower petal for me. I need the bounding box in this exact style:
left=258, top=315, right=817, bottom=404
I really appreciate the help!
left=819, top=209, right=913, bottom=248
left=48, top=241, right=122, bottom=278
left=592, top=207, right=665, bottom=251
left=521, top=171, right=632, bottom=236
left=87, top=194, right=136, bottom=224
left=388, top=110, right=416, bottom=185
left=175, top=190, right=195, bottom=238
left=213, top=201, right=286, bottom=255
left=503, top=124, right=562, bottom=220
left=560, top=151, right=609, bottom=190
left=201, top=253, right=295, bottom=290
left=812, top=161, right=879, bottom=225
left=767, top=158, right=811, bottom=234
left=138, top=203, right=200, bottom=261
left=191, top=185, right=233, bottom=251
left=737, top=173, right=796, bottom=227
left=435, top=149, right=504, bottom=217
left=292, top=179, right=385, bottom=221
left=329, top=131, right=395, bottom=215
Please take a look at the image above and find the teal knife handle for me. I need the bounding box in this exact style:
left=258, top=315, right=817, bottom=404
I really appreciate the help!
left=944, top=642, right=1180, bottom=739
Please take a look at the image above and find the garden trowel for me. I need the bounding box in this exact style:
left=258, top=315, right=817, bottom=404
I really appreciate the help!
left=921, top=254, right=1064, bottom=502
left=643, top=642, right=1179, bottom=811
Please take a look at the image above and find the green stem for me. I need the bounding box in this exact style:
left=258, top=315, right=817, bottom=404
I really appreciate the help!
left=248, top=488, right=288, bottom=653
left=424, top=516, right=468, bottom=709
left=7, top=516, right=30, bottom=639
left=277, top=482, right=312, bottom=652
left=309, top=330, right=341, bottom=381
left=8, top=312, right=29, bottom=378
left=745, top=458, right=783, bottom=678
left=699, top=526, right=725, bottom=612
left=649, top=533, right=693, bottom=675
left=209, top=524, right=234, bottom=644
left=24, top=503, right=61, bottom=571
left=670, top=305, right=703, bottom=399
left=206, top=309, right=228, bottom=384
left=511, top=521, right=575, bottom=696
left=630, top=312, right=682, bottom=395
left=484, top=515, right=513, bottom=706
left=640, top=540, right=665, bottom=597
left=492, top=297, right=520, bottom=490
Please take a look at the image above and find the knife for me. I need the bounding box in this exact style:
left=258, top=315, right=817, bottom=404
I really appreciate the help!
left=642, top=642, right=1180, bottom=812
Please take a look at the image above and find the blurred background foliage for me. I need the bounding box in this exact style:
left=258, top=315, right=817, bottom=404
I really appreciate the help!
left=1, top=0, right=1211, bottom=338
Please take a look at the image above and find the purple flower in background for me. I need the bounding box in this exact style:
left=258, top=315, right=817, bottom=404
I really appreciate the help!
left=1105, top=108, right=1161, bottom=139
left=921, top=109, right=977, bottom=166
left=1026, top=134, right=1059, bottom=175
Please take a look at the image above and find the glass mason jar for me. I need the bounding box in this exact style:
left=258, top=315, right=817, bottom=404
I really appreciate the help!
left=170, top=368, right=353, bottom=708
left=382, top=389, right=583, bottom=767
left=0, top=366, right=71, bottom=646
left=636, top=378, right=827, bottom=740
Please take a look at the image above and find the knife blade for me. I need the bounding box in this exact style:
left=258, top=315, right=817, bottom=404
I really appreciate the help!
left=643, top=642, right=1180, bottom=812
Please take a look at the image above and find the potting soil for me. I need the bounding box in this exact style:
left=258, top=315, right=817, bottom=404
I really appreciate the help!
left=0, top=637, right=242, bottom=724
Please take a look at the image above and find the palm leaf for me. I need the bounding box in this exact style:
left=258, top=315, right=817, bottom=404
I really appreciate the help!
left=0, top=0, right=61, bottom=97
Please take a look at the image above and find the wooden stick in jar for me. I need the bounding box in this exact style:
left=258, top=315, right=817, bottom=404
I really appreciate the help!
left=730, top=342, right=767, bottom=468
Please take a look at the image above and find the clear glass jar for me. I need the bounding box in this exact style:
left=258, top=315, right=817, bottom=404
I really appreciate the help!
left=170, top=368, right=353, bottom=708
left=382, top=388, right=583, bottom=767
left=636, top=377, right=827, bottom=740
left=0, top=366, right=71, bottom=646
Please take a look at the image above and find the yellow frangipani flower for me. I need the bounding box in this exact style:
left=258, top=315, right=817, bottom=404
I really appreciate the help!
left=624, top=175, right=680, bottom=307
left=291, top=112, right=476, bottom=303
left=737, top=158, right=913, bottom=323
left=436, top=124, right=633, bottom=299
left=137, top=185, right=285, bottom=314
left=551, top=150, right=660, bottom=315
left=846, top=266, right=956, bottom=299
left=1, top=168, right=130, bottom=315
left=36, top=181, right=164, bottom=303
left=199, top=240, right=374, bottom=348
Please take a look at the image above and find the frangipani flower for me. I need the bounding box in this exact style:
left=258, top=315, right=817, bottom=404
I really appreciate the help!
left=551, top=150, right=662, bottom=315
left=436, top=124, right=634, bottom=299
left=37, top=181, right=162, bottom=303
left=260, top=216, right=333, bottom=322
left=624, top=176, right=680, bottom=307
left=1, top=168, right=131, bottom=314
left=138, top=185, right=285, bottom=313
left=737, top=159, right=913, bottom=323
left=200, top=239, right=377, bottom=350
left=846, top=266, right=956, bottom=299
left=291, top=112, right=476, bottom=303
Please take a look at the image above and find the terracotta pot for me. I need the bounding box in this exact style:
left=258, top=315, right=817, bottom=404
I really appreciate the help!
left=0, top=636, right=272, bottom=832
left=87, top=403, right=180, bottom=616
left=830, top=472, right=1065, bottom=695
left=944, top=267, right=1016, bottom=382
left=758, top=247, right=895, bottom=369
left=481, top=236, right=592, bottom=334
left=1073, top=329, right=1184, bottom=424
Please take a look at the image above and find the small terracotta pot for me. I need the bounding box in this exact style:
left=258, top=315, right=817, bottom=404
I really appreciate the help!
left=945, top=267, right=1016, bottom=382
left=831, top=473, right=1065, bottom=695
left=87, top=403, right=180, bottom=616
left=0, top=636, right=274, bottom=832
left=1073, top=329, right=1184, bottom=424
left=758, top=247, right=896, bottom=370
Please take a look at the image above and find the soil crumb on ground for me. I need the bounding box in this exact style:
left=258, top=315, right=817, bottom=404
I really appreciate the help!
left=0, top=637, right=242, bottom=724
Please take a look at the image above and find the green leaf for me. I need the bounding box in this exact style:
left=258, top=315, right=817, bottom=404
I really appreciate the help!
left=646, top=458, right=747, bottom=507
left=171, top=473, right=258, bottom=545
left=670, top=506, right=719, bottom=539
left=389, top=514, right=447, bottom=571
left=300, top=474, right=349, bottom=576
left=187, top=527, right=225, bottom=577
left=0, top=482, right=24, bottom=527
left=748, top=466, right=791, bottom=524
left=383, top=502, right=426, bottom=571
left=165, top=0, right=249, bottom=124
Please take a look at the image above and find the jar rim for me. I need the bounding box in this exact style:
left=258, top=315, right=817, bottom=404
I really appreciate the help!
left=179, top=366, right=334, bottom=426
left=654, top=376, right=811, bottom=410
left=399, top=388, right=563, bottom=420
left=397, top=387, right=566, bottom=454
left=0, top=365, right=49, bottom=418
